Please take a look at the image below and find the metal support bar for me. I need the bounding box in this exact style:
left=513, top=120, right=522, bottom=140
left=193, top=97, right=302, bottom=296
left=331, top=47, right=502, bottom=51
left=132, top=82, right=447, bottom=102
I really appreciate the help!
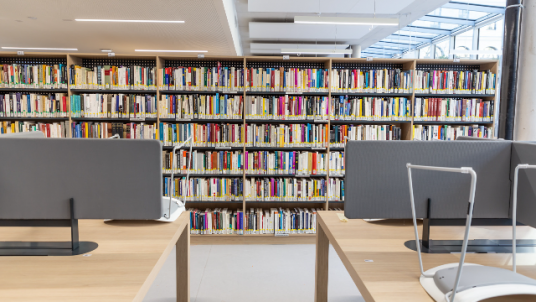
left=422, top=198, right=431, bottom=249
left=70, top=198, right=79, bottom=251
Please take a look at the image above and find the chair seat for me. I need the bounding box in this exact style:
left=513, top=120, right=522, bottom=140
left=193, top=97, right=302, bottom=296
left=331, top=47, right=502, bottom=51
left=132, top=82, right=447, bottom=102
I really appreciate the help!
left=434, top=265, right=536, bottom=294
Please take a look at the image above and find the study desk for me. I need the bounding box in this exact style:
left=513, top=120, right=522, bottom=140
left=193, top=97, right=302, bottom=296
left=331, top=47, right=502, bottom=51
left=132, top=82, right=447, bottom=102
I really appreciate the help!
left=0, top=213, right=190, bottom=301
left=314, top=211, right=536, bottom=302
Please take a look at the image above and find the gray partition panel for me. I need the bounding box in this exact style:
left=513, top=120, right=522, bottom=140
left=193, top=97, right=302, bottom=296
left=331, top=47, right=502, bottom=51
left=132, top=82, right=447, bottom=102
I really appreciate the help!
left=0, top=138, right=162, bottom=220
left=0, top=131, right=45, bottom=138
left=511, top=142, right=536, bottom=228
left=344, top=141, right=512, bottom=219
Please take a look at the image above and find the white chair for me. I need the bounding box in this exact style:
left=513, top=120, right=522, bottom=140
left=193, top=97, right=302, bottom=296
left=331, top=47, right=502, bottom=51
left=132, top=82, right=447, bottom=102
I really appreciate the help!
left=406, top=163, right=536, bottom=302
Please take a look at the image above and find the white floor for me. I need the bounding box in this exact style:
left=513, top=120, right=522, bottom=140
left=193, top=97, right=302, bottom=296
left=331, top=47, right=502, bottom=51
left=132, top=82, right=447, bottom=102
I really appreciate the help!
left=144, top=244, right=364, bottom=302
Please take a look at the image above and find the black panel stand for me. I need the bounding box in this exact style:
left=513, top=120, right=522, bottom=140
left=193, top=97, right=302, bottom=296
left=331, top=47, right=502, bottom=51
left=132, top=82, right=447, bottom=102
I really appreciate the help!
left=405, top=198, right=536, bottom=254
left=0, top=198, right=98, bottom=256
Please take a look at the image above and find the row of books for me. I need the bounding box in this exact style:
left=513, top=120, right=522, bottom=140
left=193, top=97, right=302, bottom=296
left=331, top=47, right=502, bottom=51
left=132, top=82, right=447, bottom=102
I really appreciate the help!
left=328, top=178, right=345, bottom=201
left=415, top=69, right=496, bottom=94
left=71, top=122, right=157, bottom=139
left=164, top=177, right=243, bottom=201
left=330, top=124, right=403, bottom=146
left=159, top=66, right=247, bottom=92
left=0, top=121, right=69, bottom=137
left=0, top=63, right=68, bottom=89
left=245, top=95, right=329, bottom=120
left=69, top=65, right=157, bottom=90
left=245, top=123, right=329, bottom=148
left=159, top=66, right=330, bottom=93
left=163, top=150, right=345, bottom=177
left=244, top=177, right=327, bottom=202
left=412, top=124, right=495, bottom=140
left=188, top=207, right=322, bottom=235
left=330, top=68, right=413, bottom=93
left=0, top=93, right=69, bottom=117
left=413, top=98, right=493, bottom=122
left=159, top=122, right=243, bottom=147
left=330, top=96, right=411, bottom=121
left=163, top=150, right=244, bottom=175
left=70, top=94, right=157, bottom=118
left=160, top=94, right=243, bottom=119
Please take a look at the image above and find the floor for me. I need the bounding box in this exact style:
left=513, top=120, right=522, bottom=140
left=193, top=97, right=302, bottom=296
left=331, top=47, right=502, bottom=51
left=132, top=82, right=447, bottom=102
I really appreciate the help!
left=144, top=244, right=363, bottom=302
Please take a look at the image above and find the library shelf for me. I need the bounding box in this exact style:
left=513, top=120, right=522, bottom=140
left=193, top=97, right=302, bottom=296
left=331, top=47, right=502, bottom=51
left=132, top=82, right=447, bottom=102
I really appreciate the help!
left=330, top=148, right=345, bottom=151
left=190, top=232, right=317, bottom=244
left=246, top=147, right=328, bottom=151
left=161, top=146, right=244, bottom=151
left=71, top=117, right=158, bottom=122
left=162, top=173, right=243, bottom=177
left=413, top=121, right=494, bottom=125
left=414, top=93, right=495, bottom=98
left=245, top=174, right=327, bottom=178
left=184, top=200, right=244, bottom=203
left=245, top=91, right=329, bottom=96
left=160, top=90, right=244, bottom=95
left=245, top=119, right=328, bottom=124
left=70, top=89, right=157, bottom=94
left=159, top=118, right=242, bottom=123
left=0, top=117, right=69, bottom=121
left=330, top=92, right=412, bottom=97
left=329, top=120, right=411, bottom=125
left=0, top=88, right=68, bottom=93
left=246, top=200, right=326, bottom=203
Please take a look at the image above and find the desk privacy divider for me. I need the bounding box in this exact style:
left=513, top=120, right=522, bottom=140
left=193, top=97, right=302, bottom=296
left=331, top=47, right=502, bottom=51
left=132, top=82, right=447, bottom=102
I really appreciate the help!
left=344, top=140, right=513, bottom=219
left=0, top=138, right=163, bottom=220
left=511, top=142, right=536, bottom=228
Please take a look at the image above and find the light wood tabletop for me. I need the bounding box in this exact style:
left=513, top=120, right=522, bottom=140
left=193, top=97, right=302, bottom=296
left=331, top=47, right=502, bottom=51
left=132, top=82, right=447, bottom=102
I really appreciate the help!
left=315, top=211, right=536, bottom=302
left=0, top=213, right=190, bottom=302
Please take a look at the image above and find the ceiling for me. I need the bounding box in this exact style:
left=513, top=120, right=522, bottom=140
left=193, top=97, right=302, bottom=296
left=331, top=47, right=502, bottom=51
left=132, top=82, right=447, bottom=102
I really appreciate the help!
left=0, top=0, right=241, bottom=56
left=237, top=0, right=450, bottom=56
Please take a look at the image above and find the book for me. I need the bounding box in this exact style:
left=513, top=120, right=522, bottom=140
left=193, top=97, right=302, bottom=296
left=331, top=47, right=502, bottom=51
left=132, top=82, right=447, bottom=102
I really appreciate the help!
left=164, top=177, right=243, bottom=202
left=329, top=151, right=345, bottom=176
left=244, top=177, right=327, bottom=202
left=330, top=67, right=413, bottom=93
left=330, top=96, right=411, bottom=121
left=328, top=178, right=344, bottom=201
left=412, top=124, right=495, bottom=140
left=0, top=120, right=68, bottom=137
left=188, top=208, right=241, bottom=235
left=330, top=124, right=402, bottom=147
left=0, top=92, right=68, bottom=118
left=246, top=67, right=329, bottom=93
left=69, top=64, right=156, bottom=90
left=0, top=63, right=67, bottom=89
left=70, top=94, right=157, bottom=118
left=159, top=122, right=244, bottom=147
left=159, top=64, right=245, bottom=92
left=244, top=150, right=327, bottom=176
left=415, top=69, right=496, bottom=94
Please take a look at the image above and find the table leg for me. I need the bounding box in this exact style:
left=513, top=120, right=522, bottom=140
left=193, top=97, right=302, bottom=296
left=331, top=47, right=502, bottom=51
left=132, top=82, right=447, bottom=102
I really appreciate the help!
left=315, top=222, right=329, bottom=302
left=176, top=223, right=190, bottom=302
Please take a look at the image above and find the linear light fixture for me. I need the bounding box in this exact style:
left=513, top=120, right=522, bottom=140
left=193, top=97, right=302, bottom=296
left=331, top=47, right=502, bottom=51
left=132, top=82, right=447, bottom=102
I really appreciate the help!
left=75, top=19, right=184, bottom=23
left=1, top=47, right=78, bottom=51
left=135, top=49, right=208, bottom=53
left=294, top=16, right=398, bottom=26
left=281, top=48, right=352, bottom=55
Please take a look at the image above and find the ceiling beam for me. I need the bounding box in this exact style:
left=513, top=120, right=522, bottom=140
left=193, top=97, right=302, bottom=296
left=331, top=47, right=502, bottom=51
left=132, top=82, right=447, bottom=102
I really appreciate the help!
left=373, top=41, right=415, bottom=48
left=387, top=34, right=431, bottom=43
left=443, top=2, right=505, bottom=14
left=403, top=26, right=451, bottom=35
left=420, top=15, right=475, bottom=25
left=367, top=47, right=403, bottom=53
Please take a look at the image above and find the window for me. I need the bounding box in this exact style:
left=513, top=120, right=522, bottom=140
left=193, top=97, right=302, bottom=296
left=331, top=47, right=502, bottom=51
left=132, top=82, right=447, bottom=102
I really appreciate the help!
left=419, top=46, right=433, bottom=59
left=403, top=50, right=418, bottom=59
left=454, top=29, right=473, bottom=59
left=478, top=19, right=503, bottom=60
left=435, top=40, right=450, bottom=59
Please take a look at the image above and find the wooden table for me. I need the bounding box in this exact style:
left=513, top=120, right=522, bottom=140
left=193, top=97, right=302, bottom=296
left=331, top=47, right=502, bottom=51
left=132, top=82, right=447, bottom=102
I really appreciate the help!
left=314, top=211, right=536, bottom=302
left=0, top=213, right=190, bottom=302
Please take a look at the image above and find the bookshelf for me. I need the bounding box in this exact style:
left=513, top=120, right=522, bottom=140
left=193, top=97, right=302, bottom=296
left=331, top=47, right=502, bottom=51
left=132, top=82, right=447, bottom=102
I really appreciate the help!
left=0, top=53, right=499, bottom=242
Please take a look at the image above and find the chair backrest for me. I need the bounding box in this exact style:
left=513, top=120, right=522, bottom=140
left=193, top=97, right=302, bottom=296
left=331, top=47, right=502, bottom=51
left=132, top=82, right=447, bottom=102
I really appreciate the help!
left=344, top=140, right=512, bottom=219
left=0, top=138, right=162, bottom=220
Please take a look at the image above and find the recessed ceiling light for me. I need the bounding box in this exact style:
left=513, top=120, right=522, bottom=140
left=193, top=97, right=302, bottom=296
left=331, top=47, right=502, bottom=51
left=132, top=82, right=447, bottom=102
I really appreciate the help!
left=101, top=49, right=113, bottom=52
left=75, top=19, right=184, bottom=23
left=294, top=16, right=398, bottom=26
left=135, top=49, right=208, bottom=53
left=281, top=48, right=352, bottom=55
left=1, top=47, right=78, bottom=51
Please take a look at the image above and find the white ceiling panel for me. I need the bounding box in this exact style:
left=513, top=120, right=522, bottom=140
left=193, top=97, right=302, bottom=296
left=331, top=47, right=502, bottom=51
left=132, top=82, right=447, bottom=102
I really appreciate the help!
left=0, top=0, right=240, bottom=56
left=249, top=23, right=371, bottom=41
left=248, top=0, right=416, bottom=15
left=250, top=42, right=349, bottom=54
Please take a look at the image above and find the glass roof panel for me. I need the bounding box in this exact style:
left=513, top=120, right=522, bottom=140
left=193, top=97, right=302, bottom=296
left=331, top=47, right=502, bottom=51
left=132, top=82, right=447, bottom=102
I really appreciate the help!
left=454, top=0, right=506, bottom=6
left=428, top=7, right=488, bottom=20
left=395, top=30, right=437, bottom=38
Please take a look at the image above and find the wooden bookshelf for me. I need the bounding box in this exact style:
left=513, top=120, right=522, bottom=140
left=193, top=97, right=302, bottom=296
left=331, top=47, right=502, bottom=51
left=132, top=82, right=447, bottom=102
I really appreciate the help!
left=0, top=53, right=499, bottom=242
